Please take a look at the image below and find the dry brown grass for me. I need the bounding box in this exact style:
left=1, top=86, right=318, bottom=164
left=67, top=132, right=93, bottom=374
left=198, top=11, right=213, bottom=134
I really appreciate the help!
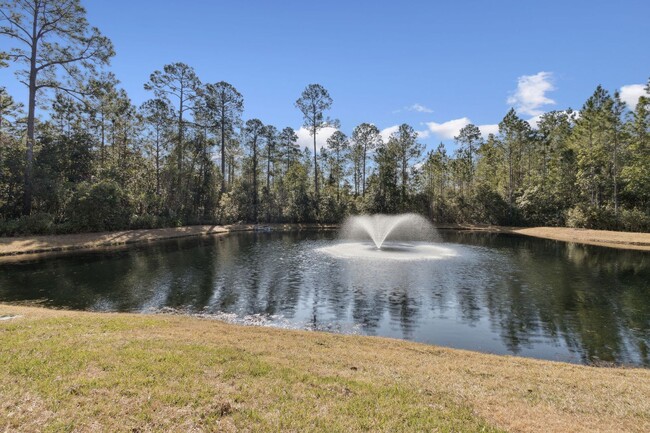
left=1, top=305, right=649, bottom=432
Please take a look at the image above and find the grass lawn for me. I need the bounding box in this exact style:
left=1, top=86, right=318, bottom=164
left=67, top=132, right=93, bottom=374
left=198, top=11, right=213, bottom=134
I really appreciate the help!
left=1, top=305, right=649, bottom=432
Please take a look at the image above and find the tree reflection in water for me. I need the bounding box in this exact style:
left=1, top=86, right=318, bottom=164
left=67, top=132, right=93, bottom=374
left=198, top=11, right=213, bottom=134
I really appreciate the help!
left=0, top=230, right=648, bottom=366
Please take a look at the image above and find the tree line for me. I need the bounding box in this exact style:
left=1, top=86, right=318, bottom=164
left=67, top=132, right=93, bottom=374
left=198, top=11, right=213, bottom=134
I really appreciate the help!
left=1, top=0, right=649, bottom=235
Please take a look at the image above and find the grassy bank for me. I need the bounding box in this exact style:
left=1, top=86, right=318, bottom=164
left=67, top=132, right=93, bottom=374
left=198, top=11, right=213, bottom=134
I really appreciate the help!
left=1, top=306, right=649, bottom=432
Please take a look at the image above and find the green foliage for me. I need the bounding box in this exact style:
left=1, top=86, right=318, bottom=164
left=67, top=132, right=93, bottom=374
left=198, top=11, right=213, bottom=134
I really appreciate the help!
left=516, top=185, right=564, bottom=226
left=365, top=144, right=399, bottom=214
left=0, top=0, right=648, bottom=233
left=0, top=134, right=24, bottom=219
left=67, top=181, right=134, bottom=232
left=129, top=214, right=169, bottom=230
left=351, top=123, right=381, bottom=196
left=566, top=205, right=650, bottom=232
left=0, top=0, right=115, bottom=214
left=295, top=84, right=335, bottom=199
left=0, top=43, right=649, bottom=235
left=470, top=186, right=512, bottom=225
left=32, top=131, right=94, bottom=220
left=621, top=94, right=650, bottom=211
left=618, top=208, right=650, bottom=232
left=217, top=192, right=244, bottom=224
left=566, top=204, right=616, bottom=230
left=0, top=212, right=55, bottom=236
left=283, top=163, right=313, bottom=222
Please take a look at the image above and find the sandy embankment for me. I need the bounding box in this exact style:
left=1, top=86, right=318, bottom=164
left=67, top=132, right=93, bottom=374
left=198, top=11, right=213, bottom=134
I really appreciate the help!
left=437, top=224, right=650, bottom=251
left=0, top=223, right=336, bottom=259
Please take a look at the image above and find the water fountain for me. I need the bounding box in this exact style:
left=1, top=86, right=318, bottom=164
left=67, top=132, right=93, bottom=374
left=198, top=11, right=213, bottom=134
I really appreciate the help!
left=318, top=213, right=457, bottom=260
left=340, top=213, right=437, bottom=249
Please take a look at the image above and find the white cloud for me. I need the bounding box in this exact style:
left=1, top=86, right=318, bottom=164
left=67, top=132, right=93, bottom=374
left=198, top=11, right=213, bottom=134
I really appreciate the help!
left=620, top=84, right=649, bottom=109
left=379, top=120, right=497, bottom=143
left=507, top=71, right=556, bottom=116
left=526, top=114, right=543, bottom=128
left=478, top=124, right=499, bottom=136
left=417, top=118, right=497, bottom=140
left=379, top=125, right=430, bottom=142
left=415, top=128, right=430, bottom=139
left=393, top=103, right=434, bottom=114
left=296, top=126, right=338, bottom=151
left=425, top=117, right=471, bottom=140
left=379, top=125, right=400, bottom=143
left=407, top=103, right=433, bottom=113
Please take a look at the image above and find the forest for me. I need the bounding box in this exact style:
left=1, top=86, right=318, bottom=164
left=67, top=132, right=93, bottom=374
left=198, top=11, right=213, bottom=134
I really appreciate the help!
left=1, top=1, right=649, bottom=236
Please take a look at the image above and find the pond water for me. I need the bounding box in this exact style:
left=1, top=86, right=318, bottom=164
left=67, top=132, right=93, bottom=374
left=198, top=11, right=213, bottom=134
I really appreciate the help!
left=1, top=230, right=649, bottom=366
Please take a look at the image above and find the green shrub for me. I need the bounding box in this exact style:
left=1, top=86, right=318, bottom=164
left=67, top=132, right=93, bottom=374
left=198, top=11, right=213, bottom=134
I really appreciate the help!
left=67, top=181, right=133, bottom=232
left=52, top=221, right=75, bottom=235
left=470, top=186, right=512, bottom=225
left=515, top=185, right=564, bottom=226
left=217, top=193, right=243, bottom=225
left=566, top=204, right=616, bottom=230
left=129, top=214, right=161, bottom=230
left=0, top=218, right=19, bottom=236
left=21, top=212, right=55, bottom=234
left=318, top=195, right=342, bottom=224
left=0, top=213, right=55, bottom=236
left=618, top=208, right=650, bottom=232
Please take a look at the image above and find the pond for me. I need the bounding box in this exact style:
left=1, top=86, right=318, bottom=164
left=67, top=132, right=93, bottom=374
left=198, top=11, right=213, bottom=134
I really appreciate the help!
left=1, top=230, right=649, bottom=367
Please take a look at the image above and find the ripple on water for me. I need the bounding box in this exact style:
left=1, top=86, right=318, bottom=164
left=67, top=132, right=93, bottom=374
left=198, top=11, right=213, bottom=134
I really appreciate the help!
left=316, top=241, right=458, bottom=261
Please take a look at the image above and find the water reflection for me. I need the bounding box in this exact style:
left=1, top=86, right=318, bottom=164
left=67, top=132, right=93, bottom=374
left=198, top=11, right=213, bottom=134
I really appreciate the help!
left=0, top=230, right=649, bottom=366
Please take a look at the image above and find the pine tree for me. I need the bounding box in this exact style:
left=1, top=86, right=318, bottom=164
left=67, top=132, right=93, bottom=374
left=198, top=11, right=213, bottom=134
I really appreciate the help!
left=295, top=84, right=335, bottom=201
left=351, top=123, right=381, bottom=197
left=454, top=123, right=483, bottom=194
left=0, top=0, right=114, bottom=214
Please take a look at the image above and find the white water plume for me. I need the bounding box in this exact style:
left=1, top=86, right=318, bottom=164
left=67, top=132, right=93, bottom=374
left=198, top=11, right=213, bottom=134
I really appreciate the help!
left=318, top=213, right=456, bottom=260
left=340, top=213, right=438, bottom=249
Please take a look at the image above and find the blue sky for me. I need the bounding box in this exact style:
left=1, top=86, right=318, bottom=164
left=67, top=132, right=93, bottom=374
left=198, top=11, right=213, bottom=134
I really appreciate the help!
left=2, top=0, right=649, bottom=151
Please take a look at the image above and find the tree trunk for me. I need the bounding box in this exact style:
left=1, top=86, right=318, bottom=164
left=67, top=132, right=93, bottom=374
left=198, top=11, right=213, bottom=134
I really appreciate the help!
left=220, top=95, right=226, bottom=193
left=100, top=109, right=105, bottom=169
left=313, top=126, right=318, bottom=199
left=178, top=88, right=184, bottom=191
left=336, top=149, right=340, bottom=203
left=155, top=126, right=161, bottom=196
left=402, top=157, right=407, bottom=201
left=362, top=147, right=367, bottom=197
left=229, top=154, right=234, bottom=187
left=613, top=129, right=619, bottom=222
left=23, top=12, right=39, bottom=216
left=267, top=146, right=271, bottom=191
left=253, top=138, right=258, bottom=222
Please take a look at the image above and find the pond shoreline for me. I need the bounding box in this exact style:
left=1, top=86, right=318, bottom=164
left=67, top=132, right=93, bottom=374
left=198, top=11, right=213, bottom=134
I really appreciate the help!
left=439, top=225, right=650, bottom=251
left=0, top=223, right=649, bottom=260
left=0, top=223, right=337, bottom=260
left=1, top=303, right=649, bottom=432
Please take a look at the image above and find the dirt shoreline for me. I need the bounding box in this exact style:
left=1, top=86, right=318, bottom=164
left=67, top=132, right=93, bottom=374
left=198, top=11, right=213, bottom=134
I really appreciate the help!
left=445, top=225, right=650, bottom=251
left=0, top=223, right=648, bottom=261
left=0, top=223, right=337, bottom=260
